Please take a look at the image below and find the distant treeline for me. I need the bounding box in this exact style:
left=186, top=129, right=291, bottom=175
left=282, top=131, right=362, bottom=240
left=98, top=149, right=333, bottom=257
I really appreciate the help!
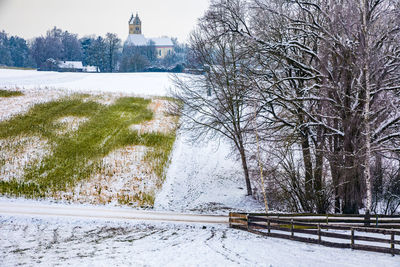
left=0, top=27, right=188, bottom=72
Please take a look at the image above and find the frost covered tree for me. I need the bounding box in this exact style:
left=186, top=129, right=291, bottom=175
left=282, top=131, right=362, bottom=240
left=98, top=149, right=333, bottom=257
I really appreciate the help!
left=0, top=31, right=33, bottom=67
left=120, top=40, right=157, bottom=72
left=80, top=36, right=109, bottom=72
left=201, top=0, right=400, bottom=213
left=172, top=2, right=256, bottom=195
left=104, top=33, right=121, bottom=72
left=286, top=0, right=400, bottom=213
left=60, top=31, right=82, bottom=61
left=0, top=31, right=13, bottom=66
left=31, top=27, right=83, bottom=69
left=205, top=0, right=331, bottom=212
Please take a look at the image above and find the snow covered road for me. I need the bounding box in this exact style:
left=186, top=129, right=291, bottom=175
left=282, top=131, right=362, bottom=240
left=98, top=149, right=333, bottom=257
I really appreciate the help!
left=0, top=200, right=227, bottom=225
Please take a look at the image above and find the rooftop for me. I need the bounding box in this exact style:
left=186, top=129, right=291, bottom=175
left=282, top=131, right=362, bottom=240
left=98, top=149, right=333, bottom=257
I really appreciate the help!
left=58, top=61, right=83, bottom=69
left=126, top=35, right=173, bottom=47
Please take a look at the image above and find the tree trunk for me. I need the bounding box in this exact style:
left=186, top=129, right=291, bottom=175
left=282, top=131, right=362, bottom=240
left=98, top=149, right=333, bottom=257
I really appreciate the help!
left=329, top=121, right=342, bottom=213
left=342, top=115, right=362, bottom=214
left=342, top=139, right=361, bottom=214
left=374, top=154, right=383, bottom=195
left=329, top=159, right=341, bottom=213
left=301, top=131, right=314, bottom=212
left=361, top=0, right=372, bottom=214
left=238, top=141, right=252, bottom=196
left=314, top=143, right=325, bottom=213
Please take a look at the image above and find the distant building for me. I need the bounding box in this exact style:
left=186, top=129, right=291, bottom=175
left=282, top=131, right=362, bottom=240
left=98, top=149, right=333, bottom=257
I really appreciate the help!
left=57, top=61, right=99, bottom=73
left=58, top=61, right=83, bottom=72
left=39, top=59, right=99, bottom=72
left=83, top=65, right=100, bottom=73
left=125, top=13, right=174, bottom=59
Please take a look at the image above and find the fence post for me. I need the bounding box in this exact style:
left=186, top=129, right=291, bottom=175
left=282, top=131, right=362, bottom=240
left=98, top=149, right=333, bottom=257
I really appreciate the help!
left=351, top=228, right=354, bottom=249
left=326, top=214, right=329, bottom=225
left=229, top=212, right=232, bottom=228
left=364, top=210, right=370, bottom=227
left=267, top=219, right=271, bottom=234
left=246, top=214, right=250, bottom=231
left=391, top=233, right=395, bottom=256
left=318, top=223, right=321, bottom=244
left=291, top=219, right=294, bottom=239
left=376, top=215, right=379, bottom=228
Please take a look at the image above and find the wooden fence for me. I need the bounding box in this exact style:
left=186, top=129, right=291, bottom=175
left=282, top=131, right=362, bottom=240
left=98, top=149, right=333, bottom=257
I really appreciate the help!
left=229, top=212, right=400, bottom=256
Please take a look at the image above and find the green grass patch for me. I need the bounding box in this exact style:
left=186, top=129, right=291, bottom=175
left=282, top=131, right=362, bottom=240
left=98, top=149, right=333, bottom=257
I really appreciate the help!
left=0, top=89, right=23, bottom=97
left=118, top=191, right=156, bottom=207
left=0, top=179, right=46, bottom=198
left=142, top=133, right=176, bottom=183
left=0, top=95, right=177, bottom=205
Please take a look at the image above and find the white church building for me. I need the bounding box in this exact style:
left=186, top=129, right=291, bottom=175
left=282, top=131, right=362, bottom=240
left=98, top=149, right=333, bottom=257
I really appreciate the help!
left=125, top=13, right=174, bottom=59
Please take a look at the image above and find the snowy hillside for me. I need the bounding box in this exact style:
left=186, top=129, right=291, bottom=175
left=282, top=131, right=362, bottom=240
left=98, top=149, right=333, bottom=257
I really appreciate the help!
left=155, top=131, right=264, bottom=213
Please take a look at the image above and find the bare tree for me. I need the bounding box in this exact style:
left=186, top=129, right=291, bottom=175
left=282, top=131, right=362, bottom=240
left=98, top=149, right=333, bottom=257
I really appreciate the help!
left=105, top=33, right=121, bottom=72
left=172, top=3, right=255, bottom=195
left=206, top=0, right=400, bottom=213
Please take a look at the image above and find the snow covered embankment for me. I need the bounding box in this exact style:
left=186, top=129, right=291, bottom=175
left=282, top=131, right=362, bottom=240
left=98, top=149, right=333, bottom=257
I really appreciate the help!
left=154, top=132, right=264, bottom=214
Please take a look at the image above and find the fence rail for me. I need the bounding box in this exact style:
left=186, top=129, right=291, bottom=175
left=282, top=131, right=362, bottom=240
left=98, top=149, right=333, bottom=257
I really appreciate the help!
left=229, top=212, right=400, bottom=256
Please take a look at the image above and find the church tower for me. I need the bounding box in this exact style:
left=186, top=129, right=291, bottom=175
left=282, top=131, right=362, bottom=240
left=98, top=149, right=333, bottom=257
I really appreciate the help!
left=125, top=12, right=174, bottom=59
left=129, top=13, right=142, bottom=34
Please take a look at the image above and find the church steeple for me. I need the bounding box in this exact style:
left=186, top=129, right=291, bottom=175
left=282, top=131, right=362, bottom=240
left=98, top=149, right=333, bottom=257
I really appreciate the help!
left=129, top=13, right=142, bottom=35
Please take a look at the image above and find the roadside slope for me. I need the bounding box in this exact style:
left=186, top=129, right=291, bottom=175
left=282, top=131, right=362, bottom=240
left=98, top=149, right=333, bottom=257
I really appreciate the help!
left=155, top=131, right=264, bottom=214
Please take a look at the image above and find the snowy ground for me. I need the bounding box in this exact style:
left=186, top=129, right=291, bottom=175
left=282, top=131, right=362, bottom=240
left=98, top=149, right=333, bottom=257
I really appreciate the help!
left=1, top=215, right=398, bottom=267
left=154, top=131, right=264, bottom=214
left=0, top=87, right=69, bottom=122
left=0, top=88, right=177, bottom=205
left=0, top=69, right=176, bottom=96
left=0, top=69, right=262, bottom=213
left=1, top=69, right=398, bottom=266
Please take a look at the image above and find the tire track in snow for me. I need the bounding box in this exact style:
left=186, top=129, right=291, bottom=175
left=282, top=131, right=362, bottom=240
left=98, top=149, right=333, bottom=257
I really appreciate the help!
left=204, top=229, right=252, bottom=265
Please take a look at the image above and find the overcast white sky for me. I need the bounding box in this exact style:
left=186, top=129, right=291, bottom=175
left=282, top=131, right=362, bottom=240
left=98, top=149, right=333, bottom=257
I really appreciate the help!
left=0, top=0, right=210, bottom=42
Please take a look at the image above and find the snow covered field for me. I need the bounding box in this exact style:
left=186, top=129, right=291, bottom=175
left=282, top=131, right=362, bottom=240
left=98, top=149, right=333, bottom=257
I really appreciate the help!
left=0, top=69, right=260, bottom=212
left=0, top=69, right=398, bottom=266
left=0, top=88, right=177, bottom=205
left=0, top=69, right=176, bottom=96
